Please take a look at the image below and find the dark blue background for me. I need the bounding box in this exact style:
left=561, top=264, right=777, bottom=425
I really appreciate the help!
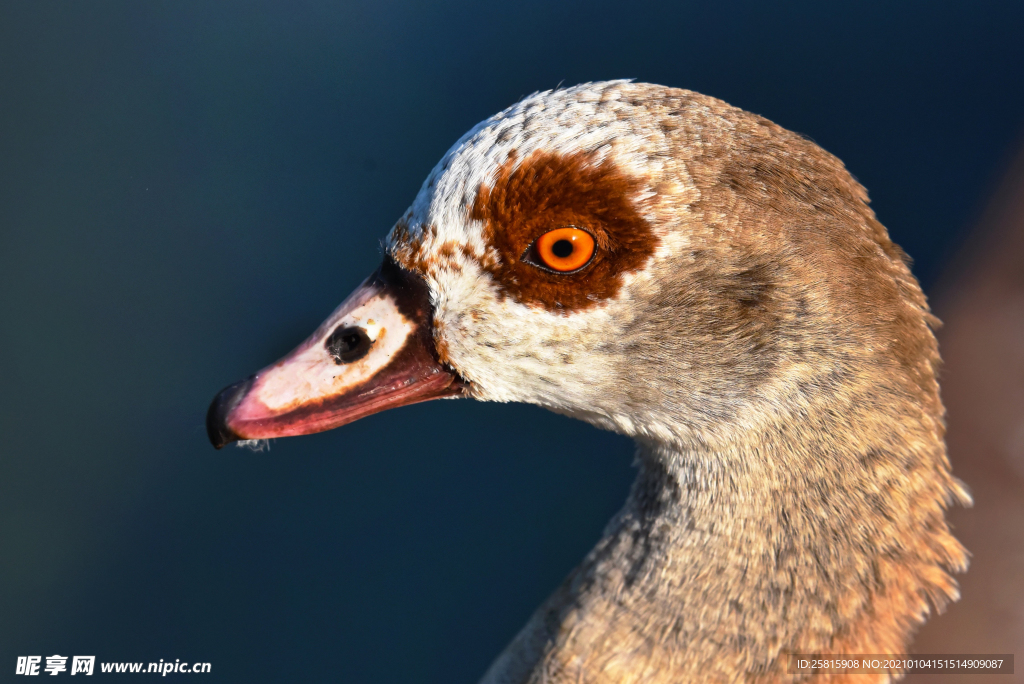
left=2, top=1, right=1022, bottom=681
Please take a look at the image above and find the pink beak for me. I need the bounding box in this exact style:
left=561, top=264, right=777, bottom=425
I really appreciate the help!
left=206, top=259, right=465, bottom=448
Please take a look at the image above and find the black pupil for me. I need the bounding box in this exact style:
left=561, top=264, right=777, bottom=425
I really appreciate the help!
left=325, top=326, right=373, bottom=364
left=551, top=239, right=574, bottom=258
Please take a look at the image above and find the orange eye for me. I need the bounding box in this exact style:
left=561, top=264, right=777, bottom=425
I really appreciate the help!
left=532, top=227, right=596, bottom=272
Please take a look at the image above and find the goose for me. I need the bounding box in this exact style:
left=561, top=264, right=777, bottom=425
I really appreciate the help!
left=207, top=81, right=969, bottom=683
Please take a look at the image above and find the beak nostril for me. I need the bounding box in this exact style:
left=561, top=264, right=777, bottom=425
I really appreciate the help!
left=326, top=326, right=373, bottom=364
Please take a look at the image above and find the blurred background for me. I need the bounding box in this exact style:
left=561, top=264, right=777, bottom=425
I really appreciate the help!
left=1, top=1, right=1021, bottom=681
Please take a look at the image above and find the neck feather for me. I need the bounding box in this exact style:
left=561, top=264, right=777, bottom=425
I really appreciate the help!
left=480, top=414, right=968, bottom=684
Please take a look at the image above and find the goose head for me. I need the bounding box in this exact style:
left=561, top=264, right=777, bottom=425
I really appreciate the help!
left=208, top=81, right=969, bottom=682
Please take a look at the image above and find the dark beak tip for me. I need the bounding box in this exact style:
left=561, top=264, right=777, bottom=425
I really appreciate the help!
left=206, top=376, right=255, bottom=449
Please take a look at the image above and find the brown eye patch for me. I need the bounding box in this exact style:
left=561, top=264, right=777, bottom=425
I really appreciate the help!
left=470, top=149, right=659, bottom=313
